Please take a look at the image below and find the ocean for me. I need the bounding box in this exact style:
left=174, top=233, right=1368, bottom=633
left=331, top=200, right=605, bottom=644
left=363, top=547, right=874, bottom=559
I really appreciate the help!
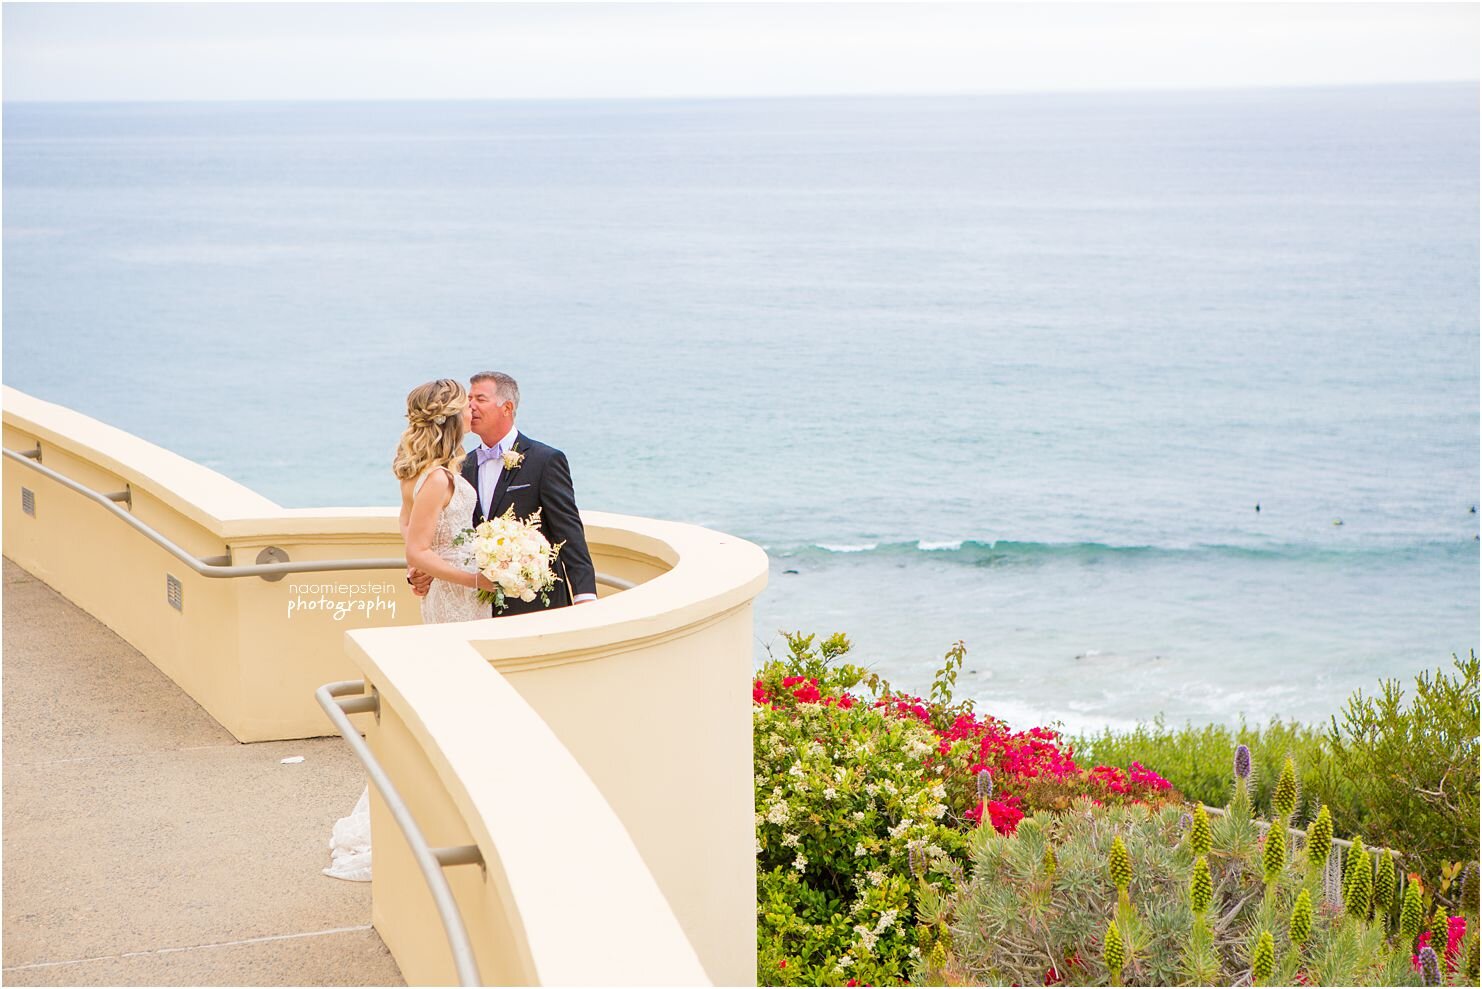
left=4, top=85, right=1477, bottom=732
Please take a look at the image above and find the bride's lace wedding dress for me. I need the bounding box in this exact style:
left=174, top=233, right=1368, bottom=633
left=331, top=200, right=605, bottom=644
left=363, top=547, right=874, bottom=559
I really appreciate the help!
left=411, top=467, right=485, bottom=625
left=323, top=466, right=485, bottom=882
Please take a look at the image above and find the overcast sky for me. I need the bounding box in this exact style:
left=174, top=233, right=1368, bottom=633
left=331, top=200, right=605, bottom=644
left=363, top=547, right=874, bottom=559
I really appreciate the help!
left=3, top=2, right=1477, bottom=102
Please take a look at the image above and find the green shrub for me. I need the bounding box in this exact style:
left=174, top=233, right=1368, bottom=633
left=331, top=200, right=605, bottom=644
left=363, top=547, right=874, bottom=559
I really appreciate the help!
left=755, top=640, right=966, bottom=986
left=1071, top=716, right=1334, bottom=819
left=1071, top=654, right=1480, bottom=892
left=1323, top=653, right=1480, bottom=893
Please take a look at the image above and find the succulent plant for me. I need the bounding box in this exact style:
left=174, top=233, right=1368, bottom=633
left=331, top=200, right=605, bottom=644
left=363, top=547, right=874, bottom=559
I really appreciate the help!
left=1373, top=849, right=1396, bottom=913
left=1271, top=756, right=1298, bottom=820
left=1342, top=836, right=1365, bottom=905
left=1345, top=843, right=1373, bottom=919
left=1251, top=929, right=1275, bottom=986
left=1290, top=888, right=1313, bottom=947
left=1401, top=876, right=1425, bottom=945
left=1234, top=743, right=1252, bottom=781
left=1262, top=821, right=1286, bottom=886
left=1188, top=803, right=1212, bottom=858
left=1305, top=805, right=1333, bottom=871
left=1418, top=945, right=1441, bottom=987
left=927, top=938, right=948, bottom=976
left=1108, top=835, right=1132, bottom=897
left=1461, top=861, right=1479, bottom=917
left=1190, top=855, right=1213, bottom=915
left=1043, top=841, right=1057, bottom=880
left=1428, top=908, right=1449, bottom=957
left=936, top=801, right=1423, bottom=989
left=1103, top=918, right=1125, bottom=985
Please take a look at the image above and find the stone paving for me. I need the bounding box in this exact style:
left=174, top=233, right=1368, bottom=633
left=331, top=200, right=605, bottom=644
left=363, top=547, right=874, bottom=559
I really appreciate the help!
left=2, top=558, right=404, bottom=986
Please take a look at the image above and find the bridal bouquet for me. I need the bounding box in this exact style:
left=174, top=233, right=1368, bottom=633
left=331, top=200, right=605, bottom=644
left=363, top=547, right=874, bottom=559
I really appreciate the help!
left=454, top=507, right=563, bottom=614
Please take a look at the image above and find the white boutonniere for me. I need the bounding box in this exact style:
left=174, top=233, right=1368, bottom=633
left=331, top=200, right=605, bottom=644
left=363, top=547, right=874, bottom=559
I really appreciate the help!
left=501, top=448, right=524, bottom=471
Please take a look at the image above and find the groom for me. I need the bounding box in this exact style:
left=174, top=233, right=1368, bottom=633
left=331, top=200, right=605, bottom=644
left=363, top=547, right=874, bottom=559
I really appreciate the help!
left=412, top=371, right=598, bottom=615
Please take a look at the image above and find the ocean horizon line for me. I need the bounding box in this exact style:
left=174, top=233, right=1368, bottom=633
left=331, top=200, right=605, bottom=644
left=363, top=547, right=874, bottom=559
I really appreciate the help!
left=4, top=78, right=1476, bottom=108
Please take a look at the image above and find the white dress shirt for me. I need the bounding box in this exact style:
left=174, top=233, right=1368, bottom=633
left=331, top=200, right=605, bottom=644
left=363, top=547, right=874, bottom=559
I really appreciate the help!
left=475, top=424, right=519, bottom=520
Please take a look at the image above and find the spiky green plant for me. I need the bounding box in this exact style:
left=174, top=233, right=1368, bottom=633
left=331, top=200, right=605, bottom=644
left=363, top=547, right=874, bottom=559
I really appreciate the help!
left=1342, top=836, right=1366, bottom=904
left=1461, top=861, right=1479, bottom=917
left=1109, top=835, right=1132, bottom=902
left=932, top=800, right=1416, bottom=988
left=1042, top=841, right=1057, bottom=880
left=1272, top=756, right=1298, bottom=820
left=1251, top=929, right=1275, bottom=986
left=1104, top=918, right=1125, bottom=987
left=1188, top=803, right=1211, bottom=857
left=1345, top=843, right=1373, bottom=919
left=1190, top=855, right=1212, bottom=916
left=1262, top=821, right=1286, bottom=886
left=1305, top=805, right=1334, bottom=871
left=1428, top=907, right=1449, bottom=956
left=1289, top=888, right=1314, bottom=949
left=1401, top=877, right=1425, bottom=946
left=1373, top=849, right=1396, bottom=916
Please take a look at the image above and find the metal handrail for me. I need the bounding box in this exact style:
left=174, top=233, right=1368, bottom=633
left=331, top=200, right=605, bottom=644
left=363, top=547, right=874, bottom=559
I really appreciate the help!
left=4, top=444, right=638, bottom=589
left=317, top=679, right=483, bottom=986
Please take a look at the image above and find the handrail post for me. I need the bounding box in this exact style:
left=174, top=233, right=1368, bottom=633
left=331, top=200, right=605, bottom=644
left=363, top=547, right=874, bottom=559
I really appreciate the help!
left=316, top=680, right=483, bottom=987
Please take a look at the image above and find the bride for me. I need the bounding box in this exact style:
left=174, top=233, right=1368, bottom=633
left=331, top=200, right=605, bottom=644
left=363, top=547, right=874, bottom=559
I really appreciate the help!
left=324, top=378, right=493, bottom=881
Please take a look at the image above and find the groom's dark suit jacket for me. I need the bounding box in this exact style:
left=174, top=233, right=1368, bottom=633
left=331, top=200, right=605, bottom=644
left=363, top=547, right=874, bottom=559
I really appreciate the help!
left=462, top=433, right=597, bottom=617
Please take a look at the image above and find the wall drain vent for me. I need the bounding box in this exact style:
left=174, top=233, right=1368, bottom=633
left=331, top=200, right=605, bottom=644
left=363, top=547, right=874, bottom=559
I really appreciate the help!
left=166, top=574, right=183, bottom=611
left=21, top=488, right=34, bottom=516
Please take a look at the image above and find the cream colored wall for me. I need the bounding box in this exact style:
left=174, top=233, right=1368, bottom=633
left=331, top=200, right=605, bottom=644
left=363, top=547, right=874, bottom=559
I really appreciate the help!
left=348, top=513, right=768, bottom=986
left=349, top=623, right=737, bottom=986
left=492, top=607, right=758, bottom=983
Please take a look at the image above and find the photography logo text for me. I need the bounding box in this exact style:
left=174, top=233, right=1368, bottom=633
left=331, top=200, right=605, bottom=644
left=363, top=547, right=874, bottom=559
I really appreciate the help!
left=286, top=582, right=398, bottom=621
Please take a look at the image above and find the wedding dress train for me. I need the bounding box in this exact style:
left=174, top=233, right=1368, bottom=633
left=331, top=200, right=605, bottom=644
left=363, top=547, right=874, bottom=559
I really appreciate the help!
left=323, top=467, right=484, bottom=882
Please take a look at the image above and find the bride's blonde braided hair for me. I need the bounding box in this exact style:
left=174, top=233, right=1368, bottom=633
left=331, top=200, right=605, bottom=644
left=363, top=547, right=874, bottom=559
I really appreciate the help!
left=392, top=378, right=469, bottom=481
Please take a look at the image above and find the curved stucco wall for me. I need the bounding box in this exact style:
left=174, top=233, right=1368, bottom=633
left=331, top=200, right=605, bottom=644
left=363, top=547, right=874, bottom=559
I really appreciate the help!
left=2, top=386, right=766, bottom=985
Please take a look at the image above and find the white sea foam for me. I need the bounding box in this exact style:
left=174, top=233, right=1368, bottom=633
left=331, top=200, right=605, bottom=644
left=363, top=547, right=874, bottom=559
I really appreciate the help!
left=818, top=543, right=878, bottom=553
left=917, top=540, right=964, bottom=551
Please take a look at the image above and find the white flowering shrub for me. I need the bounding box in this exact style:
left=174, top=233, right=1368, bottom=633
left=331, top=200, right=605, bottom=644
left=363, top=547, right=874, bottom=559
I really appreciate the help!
left=755, top=696, right=966, bottom=985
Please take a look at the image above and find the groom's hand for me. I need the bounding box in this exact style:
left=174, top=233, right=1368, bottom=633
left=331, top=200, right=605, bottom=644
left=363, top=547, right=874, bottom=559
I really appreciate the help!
left=407, top=567, right=432, bottom=597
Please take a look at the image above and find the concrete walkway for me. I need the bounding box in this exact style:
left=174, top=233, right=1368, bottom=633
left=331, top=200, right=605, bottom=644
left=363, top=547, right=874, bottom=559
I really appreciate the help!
left=2, top=558, right=404, bottom=986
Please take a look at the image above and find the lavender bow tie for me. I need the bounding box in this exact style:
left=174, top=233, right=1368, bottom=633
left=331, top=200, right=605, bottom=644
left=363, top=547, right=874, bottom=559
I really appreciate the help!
left=475, top=445, right=502, bottom=466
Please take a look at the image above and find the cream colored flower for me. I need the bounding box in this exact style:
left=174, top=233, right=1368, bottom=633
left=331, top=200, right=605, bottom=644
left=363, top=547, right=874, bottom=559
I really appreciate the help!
left=502, top=449, right=524, bottom=471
